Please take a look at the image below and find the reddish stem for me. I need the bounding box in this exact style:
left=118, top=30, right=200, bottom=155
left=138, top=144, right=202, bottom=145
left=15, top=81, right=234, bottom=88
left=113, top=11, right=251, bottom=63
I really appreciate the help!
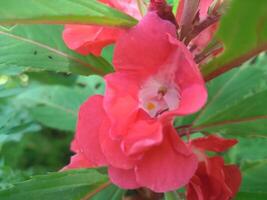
left=203, top=43, right=267, bottom=82
left=184, top=14, right=220, bottom=45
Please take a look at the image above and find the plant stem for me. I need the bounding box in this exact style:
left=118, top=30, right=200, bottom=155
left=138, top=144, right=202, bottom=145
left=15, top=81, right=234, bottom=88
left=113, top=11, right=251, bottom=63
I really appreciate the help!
left=184, top=14, right=220, bottom=45
left=81, top=181, right=111, bottom=200
left=136, top=0, right=146, bottom=17
left=136, top=188, right=164, bottom=200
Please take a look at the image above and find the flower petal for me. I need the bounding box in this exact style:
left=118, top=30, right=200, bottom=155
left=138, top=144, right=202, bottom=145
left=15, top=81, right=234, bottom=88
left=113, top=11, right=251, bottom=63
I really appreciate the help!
left=192, top=135, right=238, bottom=152
left=63, top=153, right=94, bottom=171
left=187, top=176, right=205, bottom=200
left=99, top=117, right=138, bottom=169
left=160, top=36, right=207, bottom=116
left=63, top=25, right=121, bottom=56
left=104, top=72, right=140, bottom=137
left=113, top=12, right=177, bottom=76
left=187, top=156, right=240, bottom=200
left=223, top=165, right=242, bottom=198
left=108, top=166, right=140, bottom=189
left=121, top=110, right=163, bottom=156
left=75, top=95, right=108, bottom=166
left=135, top=125, right=198, bottom=192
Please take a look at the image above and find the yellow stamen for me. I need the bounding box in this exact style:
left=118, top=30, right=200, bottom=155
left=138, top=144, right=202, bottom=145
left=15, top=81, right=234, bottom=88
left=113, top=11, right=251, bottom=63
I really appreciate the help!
left=146, top=102, right=156, bottom=111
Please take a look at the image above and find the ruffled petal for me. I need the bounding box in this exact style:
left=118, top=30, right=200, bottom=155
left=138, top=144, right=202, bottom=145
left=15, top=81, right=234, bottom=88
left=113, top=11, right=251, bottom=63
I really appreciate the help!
left=192, top=135, right=238, bottom=152
left=63, top=0, right=140, bottom=56
left=223, top=165, right=242, bottom=198
left=99, top=117, right=138, bottom=169
left=135, top=125, right=198, bottom=192
left=187, top=156, right=241, bottom=200
left=63, top=25, right=121, bottom=56
left=108, top=166, right=140, bottom=189
left=121, top=109, right=163, bottom=156
left=63, top=153, right=94, bottom=171
left=104, top=72, right=140, bottom=137
left=187, top=176, right=205, bottom=200
left=107, top=0, right=141, bottom=19
left=159, top=36, right=207, bottom=117
left=113, top=12, right=177, bottom=76
left=75, top=95, right=108, bottom=166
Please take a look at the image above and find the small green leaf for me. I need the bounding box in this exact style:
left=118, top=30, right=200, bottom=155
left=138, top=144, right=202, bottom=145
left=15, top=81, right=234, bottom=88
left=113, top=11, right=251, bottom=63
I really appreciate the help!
left=164, top=191, right=180, bottom=200
left=0, top=0, right=137, bottom=27
left=0, top=169, right=109, bottom=200
left=172, top=0, right=180, bottom=14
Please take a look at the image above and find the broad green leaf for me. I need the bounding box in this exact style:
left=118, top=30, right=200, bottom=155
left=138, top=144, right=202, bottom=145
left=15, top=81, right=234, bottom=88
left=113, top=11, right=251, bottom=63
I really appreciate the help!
left=202, top=0, right=267, bottom=80
left=234, top=160, right=267, bottom=200
left=17, top=86, right=85, bottom=131
left=235, top=192, right=267, bottom=200
left=0, top=25, right=113, bottom=76
left=0, top=169, right=109, bottom=200
left=0, top=0, right=137, bottom=27
left=226, top=137, right=267, bottom=165
left=241, top=160, right=267, bottom=193
left=27, top=72, right=77, bottom=87
left=16, top=75, right=105, bottom=131
left=0, top=79, right=40, bottom=145
left=17, top=86, right=89, bottom=132
left=190, top=55, right=267, bottom=137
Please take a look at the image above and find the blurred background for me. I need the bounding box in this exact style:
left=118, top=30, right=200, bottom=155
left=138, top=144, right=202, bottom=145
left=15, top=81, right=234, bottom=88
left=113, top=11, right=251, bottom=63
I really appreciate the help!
left=0, top=43, right=113, bottom=190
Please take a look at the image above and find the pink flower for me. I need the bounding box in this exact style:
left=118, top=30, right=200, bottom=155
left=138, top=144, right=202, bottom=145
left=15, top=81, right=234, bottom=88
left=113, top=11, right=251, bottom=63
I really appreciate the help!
left=187, top=157, right=242, bottom=200
left=187, top=135, right=241, bottom=200
left=65, top=95, right=198, bottom=192
left=64, top=12, right=208, bottom=192
left=62, top=0, right=141, bottom=56
left=112, top=12, right=207, bottom=119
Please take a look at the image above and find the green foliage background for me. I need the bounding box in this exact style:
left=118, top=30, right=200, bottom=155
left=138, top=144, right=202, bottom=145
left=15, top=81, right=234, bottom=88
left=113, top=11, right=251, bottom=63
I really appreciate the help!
left=0, top=0, right=267, bottom=199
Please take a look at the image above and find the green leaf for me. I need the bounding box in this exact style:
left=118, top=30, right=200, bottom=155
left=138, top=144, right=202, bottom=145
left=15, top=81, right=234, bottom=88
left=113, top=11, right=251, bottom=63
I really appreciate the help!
left=172, top=0, right=180, bottom=14
left=16, top=75, right=105, bottom=132
left=164, top=191, right=180, bottom=200
left=0, top=169, right=109, bottom=200
left=0, top=25, right=113, bottom=76
left=191, top=54, right=267, bottom=137
left=234, top=160, right=267, bottom=200
left=91, top=184, right=124, bottom=200
left=17, top=86, right=89, bottom=132
left=18, top=86, right=84, bottom=132
left=202, top=0, right=267, bottom=80
left=226, top=137, right=267, bottom=165
left=0, top=80, right=41, bottom=145
left=0, top=0, right=137, bottom=27
left=235, top=192, right=267, bottom=200
left=241, top=160, right=267, bottom=193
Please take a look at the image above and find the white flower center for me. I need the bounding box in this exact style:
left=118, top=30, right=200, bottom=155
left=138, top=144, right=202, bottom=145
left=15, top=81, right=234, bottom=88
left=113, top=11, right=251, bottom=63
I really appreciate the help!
left=139, top=77, right=181, bottom=117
